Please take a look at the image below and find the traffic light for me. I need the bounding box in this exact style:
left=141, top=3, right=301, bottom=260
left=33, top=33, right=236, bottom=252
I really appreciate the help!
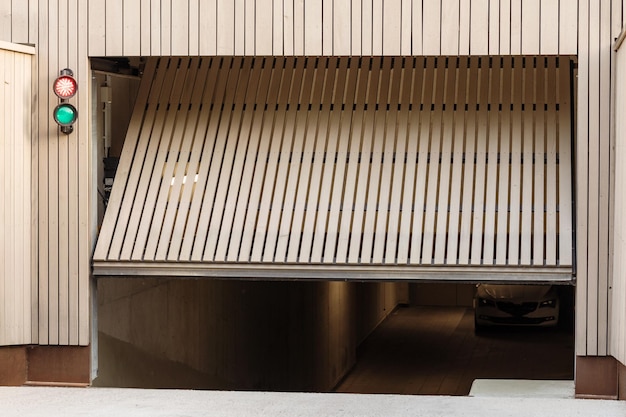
left=52, top=69, right=78, bottom=134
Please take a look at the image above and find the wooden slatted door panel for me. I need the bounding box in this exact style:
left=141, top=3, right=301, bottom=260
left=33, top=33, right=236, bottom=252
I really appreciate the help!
left=93, top=56, right=575, bottom=277
left=0, top=45, right=33, bottom=345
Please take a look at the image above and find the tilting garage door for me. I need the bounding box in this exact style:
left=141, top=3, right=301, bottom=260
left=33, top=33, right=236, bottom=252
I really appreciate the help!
left=93, top=56, right=574, bottom=282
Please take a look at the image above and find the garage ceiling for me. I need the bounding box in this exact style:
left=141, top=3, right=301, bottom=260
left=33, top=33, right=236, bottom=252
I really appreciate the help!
left=93, top=56, right=574, bottom=282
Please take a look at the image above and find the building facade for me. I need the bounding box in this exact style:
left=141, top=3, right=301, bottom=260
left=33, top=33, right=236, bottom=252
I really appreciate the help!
left=0, top=0, right=625, bottom=398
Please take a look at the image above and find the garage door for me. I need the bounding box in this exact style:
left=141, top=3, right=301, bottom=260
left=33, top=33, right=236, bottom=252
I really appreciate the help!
left=93, top=56, right=574, bottom=282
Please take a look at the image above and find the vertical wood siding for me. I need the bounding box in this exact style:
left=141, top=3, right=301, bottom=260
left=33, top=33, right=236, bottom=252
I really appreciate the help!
left=86, top=0, right=579, bottom=56
left=612, top=36, right=626, bottom=366
left=575, top=0, right=624, bottom=357
left=0, top=43, right=34, bottom=345
left=1, top=0, right=91, bottom=346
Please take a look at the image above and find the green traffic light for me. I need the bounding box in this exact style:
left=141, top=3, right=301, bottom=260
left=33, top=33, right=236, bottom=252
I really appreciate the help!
left=53, top=103, right=78, bottom=126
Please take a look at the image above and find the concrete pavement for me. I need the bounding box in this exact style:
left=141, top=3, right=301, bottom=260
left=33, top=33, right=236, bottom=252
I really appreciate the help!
left=1, top=386, right=624, bottom=417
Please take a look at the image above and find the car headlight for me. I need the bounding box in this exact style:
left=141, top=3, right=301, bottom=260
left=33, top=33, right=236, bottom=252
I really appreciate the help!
left=477, top=297, right=496, bottom=307
left=539, top=299, right=557, bottom=308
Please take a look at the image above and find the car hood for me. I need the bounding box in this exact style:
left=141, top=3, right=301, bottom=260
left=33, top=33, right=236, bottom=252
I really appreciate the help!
left=478, top=284, right=554, bottom=302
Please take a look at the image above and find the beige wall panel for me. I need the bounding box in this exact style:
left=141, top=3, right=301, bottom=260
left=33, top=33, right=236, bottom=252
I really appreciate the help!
left=79, top=0, right=580, bottom=57
left=612, top=40, right=626, bottom=365
left=0, top=44, right=34, bottom=346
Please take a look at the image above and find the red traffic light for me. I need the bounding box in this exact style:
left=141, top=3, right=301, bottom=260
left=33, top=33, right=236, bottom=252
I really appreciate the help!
left=53, top=70, right=77, bottom=99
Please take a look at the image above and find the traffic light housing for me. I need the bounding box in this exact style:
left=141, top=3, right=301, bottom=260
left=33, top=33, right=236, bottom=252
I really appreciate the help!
left=52, top=69, right=78, bottom=134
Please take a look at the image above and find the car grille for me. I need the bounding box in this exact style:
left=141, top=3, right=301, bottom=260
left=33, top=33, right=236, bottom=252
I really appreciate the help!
left=496, top=301, right=538, bottom=317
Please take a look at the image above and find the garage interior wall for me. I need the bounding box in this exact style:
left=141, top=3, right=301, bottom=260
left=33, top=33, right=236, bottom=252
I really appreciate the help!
left=0, top=42, right=35, bottom=346
left=96, top=278, right=406, bottom=391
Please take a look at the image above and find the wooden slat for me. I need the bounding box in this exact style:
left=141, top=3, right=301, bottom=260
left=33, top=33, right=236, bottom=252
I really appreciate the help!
left=199, top=0, right=217, bottom=55
left=422, top=1, right=441, bottom=55
left=233, top=0, right=244, bottom=54
left=507, top=56, right=524, bottom=264
left=470, top=60, right=489, bottom=265
left=558, top=59, right=574, bottom=267
left=458, top=58, right=479, bottom=264
left=304, top=0, right=322, bottom=55
left=422, top=57, right=447, bottom=264
left=541, top=0, right=559, bottom=54
left=521, top=0, right=540, bottom=54
left=499, top=0, right=511, bottom=54
left=409, top=58, right=436, bottom=264
left=488, top=0, right=500, bottom=54
left=520, top=59, right=534, bottom=265
left=585, top=0, right=601, bottom=355
left=47, top=0, right=60, bottom=345
left=470, top=0, right=489, bottom=55
left=445, top=57, right=469, bottom=265
left=273, top=0, right=284, bottom=54
left=491, top=57, right=510, bottom=260
left=533, top=59, right=546, bottom=266
left=150, top=0, right=161, bottom=55
left=256, top=0, right=273, bottom=54
left=545, top=58, right=558, bottom=265
left=483, top=58, right=501, bottom=264
left=58, top=0, right=70, bottom=344
left=509, top=0, right=522, bottom=54
left=88, top=0, right=105, bottom=55
left=597, top=0, right=612, bottom=355
left=575, top=0, right=590, bottom=356
left=559, top=0, right=578, bottom=54
left=171, top=0, right=189, bottom=54
left=383, top=0, right=402, bottom=55
left=217, top=0, right=235, bottom=54
left=105, top=0, right=123, bottom=55
left=458, top=0, right=470, bottom=54
left=441, top=0, right=460, bottom=55
left=411, top=0, right=423, bottom=55
left=361, top=0, right=373, bottom=55
left=434, top=58, right=458, bottom=264
left=123, top=0, right=141, bottom=55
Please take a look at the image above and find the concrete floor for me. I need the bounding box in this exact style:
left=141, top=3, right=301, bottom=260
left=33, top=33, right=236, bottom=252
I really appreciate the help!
left=1, top=387, right=624, bottom=417
left=335, top=306, right=574, bottom=395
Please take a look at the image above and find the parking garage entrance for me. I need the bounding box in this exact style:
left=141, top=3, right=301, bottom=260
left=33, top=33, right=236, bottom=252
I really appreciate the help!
left=91, top=55, right=576, bottom=393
